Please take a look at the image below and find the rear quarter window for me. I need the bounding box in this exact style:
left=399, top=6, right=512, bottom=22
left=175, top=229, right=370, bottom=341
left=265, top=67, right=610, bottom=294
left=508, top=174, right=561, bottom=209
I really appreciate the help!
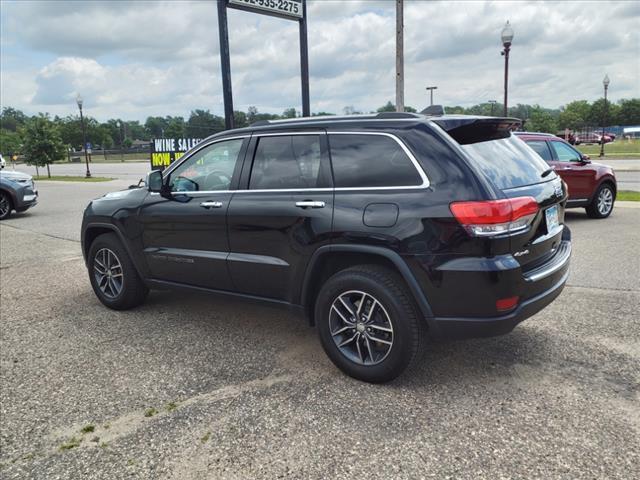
left=329, top=134, right=423, bottom=188
left=461, top=135, right=554, bottom=189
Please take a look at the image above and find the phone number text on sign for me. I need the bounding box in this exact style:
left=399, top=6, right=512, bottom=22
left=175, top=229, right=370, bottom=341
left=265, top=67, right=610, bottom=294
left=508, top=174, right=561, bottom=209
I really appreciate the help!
left=228, top=0, right=303, bottom=19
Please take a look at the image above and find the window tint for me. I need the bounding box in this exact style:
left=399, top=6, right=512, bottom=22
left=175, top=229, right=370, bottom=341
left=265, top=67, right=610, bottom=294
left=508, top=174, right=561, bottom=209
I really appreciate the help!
left=461, top=135, right=554, bottom=189
left=329, top=134, right=422, bottom=188
left=525, top=140, right=553, bottom=162
left=169, top=139, right=243, bottom=192
left=550, top=141, right=581, bottom=162
left=250, top=135, right=323, bottom=190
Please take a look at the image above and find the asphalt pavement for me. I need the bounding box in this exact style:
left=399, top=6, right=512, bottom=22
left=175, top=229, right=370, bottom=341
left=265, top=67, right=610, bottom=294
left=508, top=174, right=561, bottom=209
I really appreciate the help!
left=0, top=176, right=638, bottom=479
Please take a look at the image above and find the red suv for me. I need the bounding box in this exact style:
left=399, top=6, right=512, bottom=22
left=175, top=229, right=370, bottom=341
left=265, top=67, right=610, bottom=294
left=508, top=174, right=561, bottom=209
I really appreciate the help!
left=514, top=132, right=617, bottom=218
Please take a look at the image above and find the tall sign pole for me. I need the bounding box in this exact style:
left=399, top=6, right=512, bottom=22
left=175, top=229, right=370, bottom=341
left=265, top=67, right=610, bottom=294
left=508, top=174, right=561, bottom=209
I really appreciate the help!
left=395, top=0, right=404, bottom=112
left=299, top=0, right=310, bottom=117
left=218, top=0, right=235, bottom=129
left=220, top=0, right=308, bottom=126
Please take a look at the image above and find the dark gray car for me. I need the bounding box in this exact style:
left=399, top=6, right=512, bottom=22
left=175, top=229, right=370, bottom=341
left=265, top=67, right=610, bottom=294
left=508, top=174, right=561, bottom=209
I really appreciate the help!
left=0, top=170, right=38, bottom=220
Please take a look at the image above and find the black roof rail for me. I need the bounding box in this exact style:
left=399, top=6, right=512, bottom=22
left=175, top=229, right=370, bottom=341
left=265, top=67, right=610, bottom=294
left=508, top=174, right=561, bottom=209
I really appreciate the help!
left=374, top=112, right=422, bottom=119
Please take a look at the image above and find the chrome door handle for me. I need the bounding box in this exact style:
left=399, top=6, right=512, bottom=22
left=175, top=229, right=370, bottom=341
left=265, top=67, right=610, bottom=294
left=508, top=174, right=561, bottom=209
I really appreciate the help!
left=200, top=201, right=223, bottom=209
left=295, top=201, right=325, bottom=209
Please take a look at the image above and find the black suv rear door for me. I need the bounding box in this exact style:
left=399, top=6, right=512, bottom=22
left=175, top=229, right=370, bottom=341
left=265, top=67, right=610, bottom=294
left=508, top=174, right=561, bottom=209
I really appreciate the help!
left=226, top=131, right=334, bottom=302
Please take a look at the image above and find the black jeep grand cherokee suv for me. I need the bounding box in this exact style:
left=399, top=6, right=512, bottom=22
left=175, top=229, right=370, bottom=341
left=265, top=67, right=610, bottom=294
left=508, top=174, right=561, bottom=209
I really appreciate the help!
left=82, top=112, right=571, bottom=382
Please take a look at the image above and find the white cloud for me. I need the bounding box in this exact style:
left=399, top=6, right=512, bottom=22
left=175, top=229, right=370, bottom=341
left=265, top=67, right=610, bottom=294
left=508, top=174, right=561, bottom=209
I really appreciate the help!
left=1, top=0, right=639, bottom=120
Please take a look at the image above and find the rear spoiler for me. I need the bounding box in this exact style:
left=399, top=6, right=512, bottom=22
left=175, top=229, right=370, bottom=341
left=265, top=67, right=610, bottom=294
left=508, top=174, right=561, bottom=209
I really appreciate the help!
left=433, top=117, right=522, bottom=145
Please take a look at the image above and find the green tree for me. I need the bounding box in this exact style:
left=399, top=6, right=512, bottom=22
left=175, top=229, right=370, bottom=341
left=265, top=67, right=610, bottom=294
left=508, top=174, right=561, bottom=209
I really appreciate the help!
left=164, top=116, right=186, bottom=138
left=558, top=100, right=590, bottom=130
left=617, top=98, right=640, bottom=125
left=281, top=107, right=297, bottom=118
left=526, top=106, right=558, bottom=133
left=588, top=98, right=621, bottom=127
left=234, top=111, right=248, bottom=128
left=0, top=129, right=22, bottom=156
left=20, top=115, right=66, bottom=177
left=186, top=109, right=224, bottom=138
left=377, top=101, right=395, bottom=113
left=144, top=116, right=168, bottom=138
left=0, top=107, right=28, bottom=132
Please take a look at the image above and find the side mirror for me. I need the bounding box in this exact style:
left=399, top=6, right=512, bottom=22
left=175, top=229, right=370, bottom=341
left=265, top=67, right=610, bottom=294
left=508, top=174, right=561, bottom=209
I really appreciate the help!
left=146, top=170, right=163, bottom=192
left=581, top=154, right=591, bottom=163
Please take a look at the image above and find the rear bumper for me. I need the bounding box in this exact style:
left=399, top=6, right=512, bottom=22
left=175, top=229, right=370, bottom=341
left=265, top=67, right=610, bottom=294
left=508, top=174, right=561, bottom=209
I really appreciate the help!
left=433, top=268, right=569, bottom=340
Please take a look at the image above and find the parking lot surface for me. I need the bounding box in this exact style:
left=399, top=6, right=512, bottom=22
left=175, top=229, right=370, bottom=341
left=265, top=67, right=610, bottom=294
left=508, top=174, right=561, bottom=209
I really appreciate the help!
left=1, top=178, right=639, bottom=479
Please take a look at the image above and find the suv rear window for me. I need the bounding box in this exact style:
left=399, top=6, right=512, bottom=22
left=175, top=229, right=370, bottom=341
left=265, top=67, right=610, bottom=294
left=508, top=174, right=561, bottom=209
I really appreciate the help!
left=461, top=135, right=553, bottom=189
left=250, top=135, right=323, bottom=190
left=329, top=134, right=422, bottom=188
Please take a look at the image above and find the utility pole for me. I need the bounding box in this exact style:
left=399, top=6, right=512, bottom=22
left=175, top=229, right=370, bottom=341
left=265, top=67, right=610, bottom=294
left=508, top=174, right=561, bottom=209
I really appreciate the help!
left=299, top=0, right=310, bottom=117
left=217, top=0, right=234, bottom=129
left=425, top=86, right=437, bottom=106
left=395, top=0, right=404, bottom=112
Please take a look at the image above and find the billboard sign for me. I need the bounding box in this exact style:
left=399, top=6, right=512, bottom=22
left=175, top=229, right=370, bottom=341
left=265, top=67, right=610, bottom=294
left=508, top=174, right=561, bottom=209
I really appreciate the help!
left=227, top=0, right=303, bottom=20
left=150, top=138, right=202, bottom=170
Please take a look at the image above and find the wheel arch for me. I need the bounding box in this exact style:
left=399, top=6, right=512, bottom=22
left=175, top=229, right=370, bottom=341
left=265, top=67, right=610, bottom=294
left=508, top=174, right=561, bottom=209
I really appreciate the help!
left=82, top=223, right=146, bottom=279
left=0, top=187, right=17, bottom=207
left=301, top=245, right=436, bottom=332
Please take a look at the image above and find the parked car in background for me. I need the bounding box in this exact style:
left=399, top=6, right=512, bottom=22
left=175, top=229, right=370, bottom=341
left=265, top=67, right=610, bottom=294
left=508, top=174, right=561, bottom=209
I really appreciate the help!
left=515, top=132, right=616, bottom=218
left=82, top=113, right=571, bottom=382
left=574, top=132, right=614, bottom=145
left=0, top=170, right=38, bottom=220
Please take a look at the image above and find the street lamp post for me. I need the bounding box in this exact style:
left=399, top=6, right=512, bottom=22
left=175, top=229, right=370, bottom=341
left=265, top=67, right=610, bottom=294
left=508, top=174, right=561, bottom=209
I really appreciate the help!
left=425, top=86, right=438, bottom=106
left=117, top=120, right=124, bottom=162
left=488, top=100, right=497, bottom=116
left=600, top=74, right=610, bottom=158
left=76, top=95, right=91, bottom=178
left=501, top=21, right=514, bottom=117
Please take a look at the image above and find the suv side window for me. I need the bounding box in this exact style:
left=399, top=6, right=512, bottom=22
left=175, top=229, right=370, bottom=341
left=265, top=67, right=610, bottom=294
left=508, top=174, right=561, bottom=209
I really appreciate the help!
left=329, top=134, right=422, bottom=188
left=169, top=139, right=244, bottom=192
left=249, top=135, right=324, bottom=190
left=550, top=141, right=582, bottom=162
left=525, top=140, right=553, bottom=162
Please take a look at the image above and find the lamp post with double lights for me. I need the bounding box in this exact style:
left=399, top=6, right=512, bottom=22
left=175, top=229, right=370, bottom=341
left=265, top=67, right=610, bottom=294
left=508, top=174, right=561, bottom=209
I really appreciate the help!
left=600, top=74, right=610, bottom=158
left=76, top=94, right=91, bottom=178
left=501, top=21, right=514, bottom=117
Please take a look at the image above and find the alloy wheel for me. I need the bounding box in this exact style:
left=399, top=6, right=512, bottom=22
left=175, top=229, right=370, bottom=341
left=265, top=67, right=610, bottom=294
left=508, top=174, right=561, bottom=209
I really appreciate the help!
left=329, top=290, right=394, bottom=366
left=597, top=187, right=613, bottom=215
left=94, top=248, right=124, bottom=299
left=0, top=195, right=9, bottom=218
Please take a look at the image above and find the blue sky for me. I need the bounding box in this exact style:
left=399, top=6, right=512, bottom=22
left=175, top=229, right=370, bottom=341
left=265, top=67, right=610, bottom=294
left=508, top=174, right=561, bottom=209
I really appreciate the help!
left=1, top=0, right=639, bottom=121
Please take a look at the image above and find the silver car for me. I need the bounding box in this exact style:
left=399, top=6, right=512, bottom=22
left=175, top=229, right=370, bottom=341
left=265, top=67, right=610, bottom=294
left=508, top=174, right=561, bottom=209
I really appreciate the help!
left=0, top=170, right=38, bottom=220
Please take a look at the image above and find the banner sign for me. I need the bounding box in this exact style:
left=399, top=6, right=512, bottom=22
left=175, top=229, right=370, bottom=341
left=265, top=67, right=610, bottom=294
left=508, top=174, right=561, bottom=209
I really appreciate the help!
left=150, top=138, right=202, bottom=170
left=227, top=0, right=303, bottom=20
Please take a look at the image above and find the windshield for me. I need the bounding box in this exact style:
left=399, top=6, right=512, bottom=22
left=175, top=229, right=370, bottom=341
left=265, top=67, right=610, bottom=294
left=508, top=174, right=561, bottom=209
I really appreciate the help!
left=461, top=135, right=555, bottom=189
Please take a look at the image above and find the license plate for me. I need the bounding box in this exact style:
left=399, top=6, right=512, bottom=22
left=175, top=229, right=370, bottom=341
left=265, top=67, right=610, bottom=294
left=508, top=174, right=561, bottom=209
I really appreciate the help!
left=545, top=205, right=559, bottom=232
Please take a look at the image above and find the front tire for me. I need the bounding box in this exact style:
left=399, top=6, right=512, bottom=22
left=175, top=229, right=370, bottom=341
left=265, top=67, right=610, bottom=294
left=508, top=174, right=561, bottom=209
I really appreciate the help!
left=586, top=183, right=615, bottom=219
left=88, top=233, right=148, bottom=310
left=0, top=192, right=12, bottom=220
left=315, top=265, right=426, bottom=383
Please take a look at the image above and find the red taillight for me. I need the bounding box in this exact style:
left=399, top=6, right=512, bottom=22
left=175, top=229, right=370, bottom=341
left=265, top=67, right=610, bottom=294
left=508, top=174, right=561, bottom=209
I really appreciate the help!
left=450, top=196, right=539, bottom=236
left=496, top=296, right=519, bottom=312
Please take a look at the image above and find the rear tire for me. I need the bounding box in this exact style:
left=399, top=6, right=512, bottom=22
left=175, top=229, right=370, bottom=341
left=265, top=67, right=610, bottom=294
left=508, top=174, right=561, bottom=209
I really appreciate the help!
left=0, top=192, right=12, bottom=220
left=315, top=265, right=426, bottom=383
left=586, top=183, right=615, bottom=219
left=88, top=233, right=148, bottom=310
